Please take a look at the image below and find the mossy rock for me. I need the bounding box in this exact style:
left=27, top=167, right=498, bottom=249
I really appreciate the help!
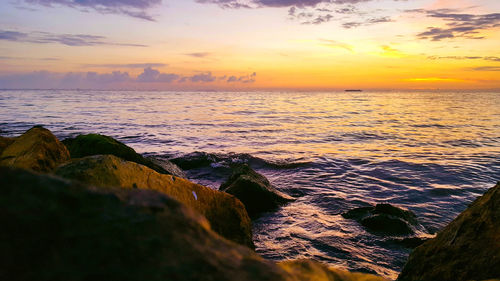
left=0, top=126, right=69, bottom=172
left=0, top=136, right=15, bottom=155
left=62, top=134, right=185, bottom=177
left=1, top=166, right=389, bottom=281
left=55, top=155, right=254, bottom=248
left=398, top=182, right=500, bottom=281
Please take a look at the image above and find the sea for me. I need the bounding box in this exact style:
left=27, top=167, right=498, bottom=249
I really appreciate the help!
left=1, top=90, right=499, bottom=279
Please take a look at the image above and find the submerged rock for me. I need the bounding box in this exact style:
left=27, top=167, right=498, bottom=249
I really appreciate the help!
left=0, top=126, right=69, bottom=172
left=397, top=182, right=500, bottom=281
left=389, top=237, right=431, bottom=249
left=1, top=166, right=388, bottom=281
left=55, top=155, right=253, bottom=248
left=342, top=204, right=420, bottom=235
left=220, top=164, right=294, bottom=218
left=62, top=134, right=185, bottom=177
left=170, top=151, right=218, bottom=170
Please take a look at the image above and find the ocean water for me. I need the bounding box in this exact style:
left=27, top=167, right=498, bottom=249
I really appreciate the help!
left=1, top=90, right=499, bottom=279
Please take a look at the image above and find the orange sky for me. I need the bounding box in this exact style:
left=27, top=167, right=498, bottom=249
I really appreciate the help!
left=0, top=0, right=499, bottom=90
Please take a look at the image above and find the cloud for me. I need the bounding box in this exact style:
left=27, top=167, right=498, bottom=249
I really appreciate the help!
left=470, top=66, right=500, bottom=72
left=0, top=29, right=147, bottom=47
left=0, top=56, right=60, bottom=61
left=408, top=10, right=500, bottom=41
left=227, top=72, right=256, bottom=83
left=342, top=16, right=391, bottom=29
left=136, top=67, right=179, bottom=82
left=0, top=68, right=257, bottom=89
left=185, top=52, right=212, bottom=58
left=85, top=63, right=168, bottom=68
left=318, top=39, right=352, bottom=51
left=427, top=55, right=500, bottom=62
left=196, top=0, right=374, bottom=9
left=21, top=0, right=161, bottom=21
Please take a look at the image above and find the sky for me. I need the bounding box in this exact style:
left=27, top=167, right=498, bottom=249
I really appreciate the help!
left=0, top=0, right=499, bottom=90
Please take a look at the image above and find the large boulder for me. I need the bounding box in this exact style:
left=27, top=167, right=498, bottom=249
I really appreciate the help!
left=0, top=126, right=69, bottom=172
left=0, top=166, right=388, bottom=281
left=55, top=155, right=254, bottom=248
left=397, top=182, right=500, bottom=281
left=220, top=164, right=294, bottom=218
left=62, top=134, right=185, bottom=178
left=342, top=204, right=421, bottom=235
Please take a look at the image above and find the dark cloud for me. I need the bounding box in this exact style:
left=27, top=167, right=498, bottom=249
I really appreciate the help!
left=0, top=68, right=258, bottom=89
left=196, top=0, right=373, bottom=9
left=185, top=52, right=212, bottom=58
left=427, top=55, right=500, bottom=62
left=22, top=0, right=161, bottom=21
left=408, top=10, right=500, bottom=41
left=0, top=29, right=147, bottom=47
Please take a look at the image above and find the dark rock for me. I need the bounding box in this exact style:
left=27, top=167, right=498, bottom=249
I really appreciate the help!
left=170, top=151, right=218, bottom=170
left=389, top=237, right=431, bottom=249
left=55, top=155, right=254, bottom=248
left=62, top=134, right=185, bottom=177
left=0, top=126, right=69, bottom=172
left=343, top=204, right=420, bottom=235
left=0, top=166, right=388, bottom=281
left=220, top=164, right=294, bottom=218
left=398, top=182, right=500, bottom=281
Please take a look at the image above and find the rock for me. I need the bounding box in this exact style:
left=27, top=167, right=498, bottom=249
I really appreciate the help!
left=0, top=126, right=70, bottom=172
left=145, top=156, right=187, bottom=178
left=397, top=182, right=500, bottom=281
left=220, top=164, right=294, bottom=218
left=0, top=136, right=15, bottom=154
left=62, top=134, right=185, bottom=177
left=170, top=151, right=218, bottom=170
left=279, top=260, right=388, bottom=281
left=389, top=237, right=430, bottom=249
left=0, top=166, right=388, bottom=281
left=342, top=204, right=420, bottom=235
left=55, top=155, right=254, bottom=248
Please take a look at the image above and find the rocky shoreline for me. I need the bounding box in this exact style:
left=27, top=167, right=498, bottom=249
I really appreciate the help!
left=1, top=126, right=499, bottom=281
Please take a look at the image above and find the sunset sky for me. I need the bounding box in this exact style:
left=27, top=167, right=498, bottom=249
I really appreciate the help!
left=0, top=0, right=499, bottom=90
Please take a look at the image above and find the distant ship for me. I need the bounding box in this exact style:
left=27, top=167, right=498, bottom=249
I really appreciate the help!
left=345, top=89, right=363, bottom=92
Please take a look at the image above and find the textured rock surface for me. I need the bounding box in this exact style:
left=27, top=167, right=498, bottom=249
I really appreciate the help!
left=342, top=204, right=422, bottom=235
left=0, top=136, right=15, bottom=155
left=0, top=166, right=388, bottom=281
left=398, top=182, right=500, bottom=281
left=55, top=155, right=254, bottom=248
left=0, top=126, right=69, bottom=172
left=62, top=134, right=185, bottom=177
left=220, top=164, right=294, bottom=217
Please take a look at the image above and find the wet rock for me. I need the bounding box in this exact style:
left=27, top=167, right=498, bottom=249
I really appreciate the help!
left=55, top=155, right=253, bottom=248
left=62, top=134, right=185, bottom=177
left=220, top=164, right=294, bottom=218
left=0, top=126, right=70, bottom=172
left=170, top=151, right=218, bottom=170
left=1, top=166, right=388, bottom=281
left=145, top=156, right=187, bottom=178
left=342, top=204, right=420, bottom=235
left=398, top=182, right=500, bottom=281
left=0, top=136, right=15, bottom=154
left=279, top=260, right=388, bottom=281
left=389, top=237, right=430, bottom=249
